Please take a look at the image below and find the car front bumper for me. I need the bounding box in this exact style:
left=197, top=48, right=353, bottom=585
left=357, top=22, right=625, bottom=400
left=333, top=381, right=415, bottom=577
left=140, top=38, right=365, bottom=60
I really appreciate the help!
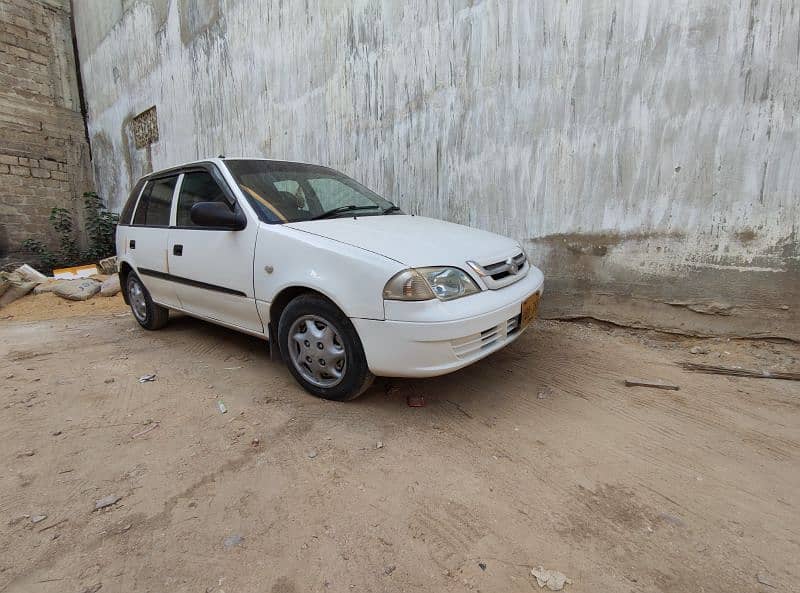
left=352, top=267, right=544, bottom=378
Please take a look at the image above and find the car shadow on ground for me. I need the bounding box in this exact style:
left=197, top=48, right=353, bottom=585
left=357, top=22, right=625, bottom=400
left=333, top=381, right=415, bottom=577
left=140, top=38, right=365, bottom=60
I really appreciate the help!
left=149, top=311, right=551, bottom=414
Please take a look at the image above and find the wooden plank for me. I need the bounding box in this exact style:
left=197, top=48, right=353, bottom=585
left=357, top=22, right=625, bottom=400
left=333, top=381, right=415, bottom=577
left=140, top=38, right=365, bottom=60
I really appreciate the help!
left=624, top=378, right=680, bottom=391
left=678, top=362, right=800, bottom=382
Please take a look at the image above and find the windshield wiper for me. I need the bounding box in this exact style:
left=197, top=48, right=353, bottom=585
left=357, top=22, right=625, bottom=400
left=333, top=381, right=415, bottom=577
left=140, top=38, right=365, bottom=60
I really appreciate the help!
left=311, top=205, right=378, bottom=220
left=382, top=205, right=402, bottom=214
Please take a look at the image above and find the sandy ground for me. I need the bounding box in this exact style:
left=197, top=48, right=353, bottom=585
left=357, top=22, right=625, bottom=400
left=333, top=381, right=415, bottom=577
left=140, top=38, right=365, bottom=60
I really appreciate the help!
left=0, top=298, right=798, bottom=593
left=0, top=292, right=127, bottom=322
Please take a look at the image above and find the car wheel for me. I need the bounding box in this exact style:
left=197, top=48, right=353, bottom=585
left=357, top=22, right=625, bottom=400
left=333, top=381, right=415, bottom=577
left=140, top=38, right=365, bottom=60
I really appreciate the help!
left=126, top=272, right=169, bottom=330
left=278, top=294, right=374, bottom=401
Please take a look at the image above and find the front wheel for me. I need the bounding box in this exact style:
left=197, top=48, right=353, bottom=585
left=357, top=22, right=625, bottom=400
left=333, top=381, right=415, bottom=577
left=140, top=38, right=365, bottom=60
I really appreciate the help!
left=126, top=272, right=169, bottom=330
left=278, top=294, right=374, bottom=401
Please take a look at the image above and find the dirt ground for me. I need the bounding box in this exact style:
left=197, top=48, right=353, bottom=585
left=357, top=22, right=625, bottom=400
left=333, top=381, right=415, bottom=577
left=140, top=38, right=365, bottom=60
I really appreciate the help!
left=1, top=298, right=798, bottom=593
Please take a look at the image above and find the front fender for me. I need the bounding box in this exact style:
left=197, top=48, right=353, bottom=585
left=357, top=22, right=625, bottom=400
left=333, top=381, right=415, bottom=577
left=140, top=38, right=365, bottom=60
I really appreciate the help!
left=253, top=223, right=404, bottom=320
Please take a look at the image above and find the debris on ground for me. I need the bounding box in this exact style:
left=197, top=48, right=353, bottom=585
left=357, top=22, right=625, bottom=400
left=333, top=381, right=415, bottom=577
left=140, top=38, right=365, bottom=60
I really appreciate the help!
left=94, top=494, right=122, bottom=511
left=79, top=583, right=102, bottom=593
left=657, top=512, right=685, bottom=527
left=689, top=346, right=710, bottom=355
left=99, top=274, right=121, bottom=297
left=38, top=518, right=67, bottom=532
left=14, top=264, right=47, bottom=283
left=131, top=421, right=160, bottom=439
left=407, top=394, right=425, bottom=407
left=217, top=400, right=227, bottom=414
left=53, top=264, right=99, bottom=279
left=98, top=256, right=118, bottom=275
left=30, top=514, right=47, bottom=524
left=17, top=449, right=35, bottom=457
left=0, top=267, right=38, bottom=308
left=624, top=378, right=680, bottom=391
left=138, top=374, right=157, bottom=383
left=222, top=534, right=244, bottom=550
left=104, top=378, right=115, bottom=384
left=33, top=279, right=65, bottom=295
left=307, top=449, right=318, bottom=459
left=383, top=565, right=396, bottom=575
left=375, top=441, right=384, bottom=449
left=756, top=571, right=776, bottom=588
left=679, top=361, right=800, bottom=381
left=53, top=278, right=101, bottom=301
left=478, top=562, right=487, bottom=571
left=251, top=437, right=260, bottom=447
left=531, top=566, right=572, bottom=590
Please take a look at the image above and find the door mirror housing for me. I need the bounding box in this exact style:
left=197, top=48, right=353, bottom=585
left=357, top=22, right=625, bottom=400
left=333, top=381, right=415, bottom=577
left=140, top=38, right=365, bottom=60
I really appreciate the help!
left=190, top=202, right=246, bottom=230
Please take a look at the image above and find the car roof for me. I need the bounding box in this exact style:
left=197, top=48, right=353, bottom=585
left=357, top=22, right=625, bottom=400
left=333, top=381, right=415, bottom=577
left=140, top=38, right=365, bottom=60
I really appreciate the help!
left=140, top=157, right=324, bottom=181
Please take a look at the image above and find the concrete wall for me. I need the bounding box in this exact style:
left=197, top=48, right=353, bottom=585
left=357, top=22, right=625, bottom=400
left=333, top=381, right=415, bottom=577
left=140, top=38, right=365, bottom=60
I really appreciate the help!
left=0, top=0, right=93, bottom=267
left=73, top=0, right=799, bottom=340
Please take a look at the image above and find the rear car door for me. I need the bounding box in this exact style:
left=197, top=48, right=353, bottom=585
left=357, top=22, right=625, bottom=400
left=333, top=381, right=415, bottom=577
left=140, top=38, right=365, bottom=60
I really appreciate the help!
left=167, top=167, right=263, bottom=333
left=126, top=175, right=180, bottom=308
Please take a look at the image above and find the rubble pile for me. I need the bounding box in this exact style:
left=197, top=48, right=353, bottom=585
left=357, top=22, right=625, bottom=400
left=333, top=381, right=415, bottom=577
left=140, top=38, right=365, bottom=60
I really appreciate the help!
left=0, top=257, right=121, bottom=309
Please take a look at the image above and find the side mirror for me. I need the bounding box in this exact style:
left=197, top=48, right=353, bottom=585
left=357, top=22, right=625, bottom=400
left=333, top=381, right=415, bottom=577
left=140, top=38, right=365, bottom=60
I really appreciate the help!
left=190, top=202, right=246, bottom=230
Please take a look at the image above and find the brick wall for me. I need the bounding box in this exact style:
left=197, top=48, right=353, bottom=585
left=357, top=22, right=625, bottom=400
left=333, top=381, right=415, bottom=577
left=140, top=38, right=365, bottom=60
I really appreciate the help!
left=0, top=0, right=92, bottom=268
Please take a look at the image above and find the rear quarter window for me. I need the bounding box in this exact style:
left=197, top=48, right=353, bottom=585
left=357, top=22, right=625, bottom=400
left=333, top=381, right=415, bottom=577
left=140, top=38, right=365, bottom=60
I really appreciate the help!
left=119, top=178, right=146, bottom=225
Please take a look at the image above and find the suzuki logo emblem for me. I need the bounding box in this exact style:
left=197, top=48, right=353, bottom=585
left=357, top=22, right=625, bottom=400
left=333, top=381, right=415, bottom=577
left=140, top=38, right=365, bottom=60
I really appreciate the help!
left=506, top=257, right=519, bottom=275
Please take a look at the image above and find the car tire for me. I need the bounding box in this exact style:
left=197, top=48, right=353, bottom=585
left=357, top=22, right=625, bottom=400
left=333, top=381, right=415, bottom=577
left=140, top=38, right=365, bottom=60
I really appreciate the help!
left=126, top=272, right=169, bottom=330
left=278, top=294, right=374, bottom=401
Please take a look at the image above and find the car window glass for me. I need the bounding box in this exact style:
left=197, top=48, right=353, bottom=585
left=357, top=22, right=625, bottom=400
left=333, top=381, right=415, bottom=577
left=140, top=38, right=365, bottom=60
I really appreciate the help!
left=224, top=160, right=392, bottom=223
left=176, top=171, right=231, bottom=227
left=132, top=176, right=177, bottom=226
left=120, top=178, right=145, bottom=225
left=273, top=180, right=310, bottom=214
left=308, top=177, right=375, bottom=211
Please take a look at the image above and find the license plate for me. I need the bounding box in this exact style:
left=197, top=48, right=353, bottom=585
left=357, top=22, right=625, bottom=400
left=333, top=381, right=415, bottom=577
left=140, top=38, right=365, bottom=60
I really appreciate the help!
left=521, top=292, right=540, bottom=328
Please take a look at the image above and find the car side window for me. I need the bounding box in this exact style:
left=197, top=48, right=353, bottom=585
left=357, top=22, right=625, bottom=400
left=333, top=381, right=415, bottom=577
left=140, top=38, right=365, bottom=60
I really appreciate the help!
left=176, top=171, right=232, bottom=227
left=132, top=176, right=177, bottom=226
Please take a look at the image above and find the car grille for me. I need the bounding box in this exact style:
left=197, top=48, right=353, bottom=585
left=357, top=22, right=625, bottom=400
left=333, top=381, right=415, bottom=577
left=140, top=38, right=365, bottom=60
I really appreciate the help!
left=451, top=314, right=522, bottom=360
left=467, top=252, right=529, bottom=290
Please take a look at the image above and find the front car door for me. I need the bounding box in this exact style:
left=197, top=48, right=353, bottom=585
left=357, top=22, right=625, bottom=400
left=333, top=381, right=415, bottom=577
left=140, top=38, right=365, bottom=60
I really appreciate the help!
left=127, top=174, right=181, bottom=308
left=166, top=166, right=263, bottom=334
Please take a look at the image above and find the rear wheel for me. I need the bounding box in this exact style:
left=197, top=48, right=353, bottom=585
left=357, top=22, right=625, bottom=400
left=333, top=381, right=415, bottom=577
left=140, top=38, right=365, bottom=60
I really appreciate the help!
left=278, top=294, right=373, bottom=401
left=126, top=273, right=169, bottom=330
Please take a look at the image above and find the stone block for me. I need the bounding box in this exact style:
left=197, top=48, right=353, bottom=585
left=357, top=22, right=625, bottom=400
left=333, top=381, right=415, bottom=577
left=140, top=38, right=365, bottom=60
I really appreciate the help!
left=9, top=165, right=30, bottom=176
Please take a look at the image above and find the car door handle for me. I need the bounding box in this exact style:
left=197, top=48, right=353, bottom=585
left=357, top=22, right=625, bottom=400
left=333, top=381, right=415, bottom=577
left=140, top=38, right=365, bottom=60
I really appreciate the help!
left=129, top=240, right=135, bottom=249
left=173, top=244, right=183, bottom=256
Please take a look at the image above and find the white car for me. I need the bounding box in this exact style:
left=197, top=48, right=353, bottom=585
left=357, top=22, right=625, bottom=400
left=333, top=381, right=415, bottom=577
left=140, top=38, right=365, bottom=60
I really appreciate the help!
left=116, top=158, right=544, bottom=400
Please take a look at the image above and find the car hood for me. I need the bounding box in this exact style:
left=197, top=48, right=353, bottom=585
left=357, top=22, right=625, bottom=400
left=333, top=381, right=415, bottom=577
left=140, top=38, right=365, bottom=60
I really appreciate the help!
left=286, top=215, right=521, bottom=268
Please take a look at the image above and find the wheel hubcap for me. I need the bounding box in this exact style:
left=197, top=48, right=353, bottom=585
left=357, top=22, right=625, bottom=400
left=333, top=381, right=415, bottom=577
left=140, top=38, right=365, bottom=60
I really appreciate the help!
left=288, top=315, right=346, bottom=388
left=128, top=277, right=147, bottom=322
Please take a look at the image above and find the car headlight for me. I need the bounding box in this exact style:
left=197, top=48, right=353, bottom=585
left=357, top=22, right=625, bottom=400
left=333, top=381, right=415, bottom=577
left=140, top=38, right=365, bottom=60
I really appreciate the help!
left=383, top=267, right=481, bottom=301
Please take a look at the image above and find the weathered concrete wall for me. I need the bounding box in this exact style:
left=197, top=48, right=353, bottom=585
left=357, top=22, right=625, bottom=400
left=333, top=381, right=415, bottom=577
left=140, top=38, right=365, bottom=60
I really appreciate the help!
left=0, top=0, right=93, bottom=267
left=73, top=0, right=799, bottom=339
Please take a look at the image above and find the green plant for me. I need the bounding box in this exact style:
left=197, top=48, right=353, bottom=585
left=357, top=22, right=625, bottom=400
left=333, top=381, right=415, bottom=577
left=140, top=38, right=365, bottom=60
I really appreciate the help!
left=82, top=191, right=119, bottom=261
left=22, top=192, right=119, bottom=274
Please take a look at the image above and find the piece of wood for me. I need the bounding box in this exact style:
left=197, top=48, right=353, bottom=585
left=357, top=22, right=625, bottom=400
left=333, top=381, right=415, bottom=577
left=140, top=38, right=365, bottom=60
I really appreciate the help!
left=624, top=378, right=680, bottom=391
left=678, top=362, right=800, bottom=381
left=38, top=518, right=68, bottom=532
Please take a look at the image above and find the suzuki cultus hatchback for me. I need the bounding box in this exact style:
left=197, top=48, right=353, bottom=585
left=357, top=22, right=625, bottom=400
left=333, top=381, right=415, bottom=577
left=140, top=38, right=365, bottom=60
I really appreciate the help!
left=117, top=158, right=544, bottom=400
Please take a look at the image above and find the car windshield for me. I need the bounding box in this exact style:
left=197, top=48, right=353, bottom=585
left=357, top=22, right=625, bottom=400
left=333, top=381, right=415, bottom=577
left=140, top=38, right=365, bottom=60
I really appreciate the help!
left=224, top=159, right=395, bottom=223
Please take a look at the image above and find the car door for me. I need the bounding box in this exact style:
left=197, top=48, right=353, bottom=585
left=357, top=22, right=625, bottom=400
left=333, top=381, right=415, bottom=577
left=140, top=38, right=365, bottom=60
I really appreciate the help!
left=167, top=166, right=263, bottom=333
left=126, top=175, right=180, bottom=308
